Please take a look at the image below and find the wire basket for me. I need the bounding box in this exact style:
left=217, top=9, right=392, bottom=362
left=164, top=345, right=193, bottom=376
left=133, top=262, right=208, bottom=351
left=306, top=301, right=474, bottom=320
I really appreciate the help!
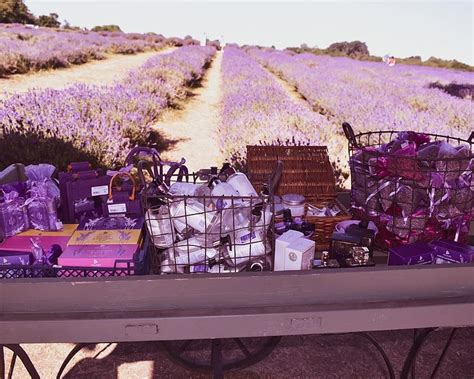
left=142, top=173, right=276, bottom=275
left=343, top=122, right=473, bottom=250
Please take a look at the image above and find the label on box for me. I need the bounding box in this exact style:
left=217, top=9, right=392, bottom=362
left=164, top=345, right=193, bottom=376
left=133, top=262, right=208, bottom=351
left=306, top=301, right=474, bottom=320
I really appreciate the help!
left=91, top=185, right=109, bottom=196
left=68, top=230, right=142, bottom=245
left=108, top=203, right=127, bottom=214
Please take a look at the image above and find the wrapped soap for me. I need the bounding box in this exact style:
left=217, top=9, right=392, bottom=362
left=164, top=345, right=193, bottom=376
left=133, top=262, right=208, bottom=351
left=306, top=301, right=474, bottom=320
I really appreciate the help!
left=352, top=181, right=381, bottom=214
left=386, top=210, right=427, bottom=242
left=436, top=142, right=472, bottom=182
left=387, top=142, right=425, bottom=181
left=396, top=131, right=431, bottom=147
left=26, top=183, right=62, bottom=231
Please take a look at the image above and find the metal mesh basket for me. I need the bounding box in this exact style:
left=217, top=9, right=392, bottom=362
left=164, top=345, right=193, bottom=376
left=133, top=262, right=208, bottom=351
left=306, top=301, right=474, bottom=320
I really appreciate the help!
left=343, top=122, right=473, bottom=250
left=142, top=173, right=277, bottom=275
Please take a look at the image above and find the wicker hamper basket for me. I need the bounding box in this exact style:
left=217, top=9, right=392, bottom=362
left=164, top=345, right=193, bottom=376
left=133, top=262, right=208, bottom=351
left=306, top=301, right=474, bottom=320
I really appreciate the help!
left=246, top=145, right=351, bottom=250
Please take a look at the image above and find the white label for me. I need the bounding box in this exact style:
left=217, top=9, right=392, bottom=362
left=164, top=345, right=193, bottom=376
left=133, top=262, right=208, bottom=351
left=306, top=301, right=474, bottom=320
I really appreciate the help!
left=91, top=185, right=109, bottom=196
left=108, top=203, right=127, bottom=214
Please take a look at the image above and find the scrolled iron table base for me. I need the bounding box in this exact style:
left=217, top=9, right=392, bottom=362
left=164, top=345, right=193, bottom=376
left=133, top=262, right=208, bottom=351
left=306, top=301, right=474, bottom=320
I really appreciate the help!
left=0, top=328, right=461, bottom=379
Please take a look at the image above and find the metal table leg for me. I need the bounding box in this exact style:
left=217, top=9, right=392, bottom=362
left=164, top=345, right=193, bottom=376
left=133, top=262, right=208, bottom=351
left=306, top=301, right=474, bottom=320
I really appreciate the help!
left=1, top=345, right=40, bottom=379
left=56, top=343, right=92, bottom=379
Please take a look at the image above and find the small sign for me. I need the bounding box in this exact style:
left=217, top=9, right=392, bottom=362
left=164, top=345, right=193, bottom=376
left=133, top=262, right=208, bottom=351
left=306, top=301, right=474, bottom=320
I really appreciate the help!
left=108, top=203, right=127, bottom=214
left=91, top=185, right=109, bottom=196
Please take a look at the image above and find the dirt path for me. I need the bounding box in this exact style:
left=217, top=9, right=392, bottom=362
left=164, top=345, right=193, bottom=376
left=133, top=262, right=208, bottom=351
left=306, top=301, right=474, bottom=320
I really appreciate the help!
left=0, top=48, right=175, bottom=99
left=154, top=50, right=223, bottom=172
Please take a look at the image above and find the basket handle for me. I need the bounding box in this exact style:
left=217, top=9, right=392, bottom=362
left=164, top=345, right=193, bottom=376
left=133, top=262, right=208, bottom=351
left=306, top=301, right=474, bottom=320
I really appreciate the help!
left=108, top=172, right=136, bottom=201
left=124, top=146, right=161, bottom=166
left=468, top=131, right=473, bottom=143
left=268, top=160, right=284, bottom=196
left=342, top=122, right=359, bottom=147
left=164, top=158, right=189, bottom=186
left=137, top=160, right=157, bottom=189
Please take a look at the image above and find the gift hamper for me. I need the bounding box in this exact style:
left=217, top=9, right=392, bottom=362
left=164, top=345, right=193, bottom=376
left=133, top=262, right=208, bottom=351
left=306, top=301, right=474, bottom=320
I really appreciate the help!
left=141, top=157, right=283, bottom=274
left=246, top=145, right=351, bottom=250
left=343, top=122, right=473, bottom=250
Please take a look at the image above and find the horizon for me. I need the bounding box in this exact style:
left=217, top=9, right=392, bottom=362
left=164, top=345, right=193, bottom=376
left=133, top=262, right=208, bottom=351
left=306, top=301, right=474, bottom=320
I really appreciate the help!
left=24, top=1, right=474, bottom=65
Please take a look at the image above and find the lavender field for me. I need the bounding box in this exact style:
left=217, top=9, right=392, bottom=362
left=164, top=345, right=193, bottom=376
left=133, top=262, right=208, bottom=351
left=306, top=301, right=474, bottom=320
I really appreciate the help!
left=0, top=23, right=198, bottom=77
left=0, top=37, right=472, bottom=184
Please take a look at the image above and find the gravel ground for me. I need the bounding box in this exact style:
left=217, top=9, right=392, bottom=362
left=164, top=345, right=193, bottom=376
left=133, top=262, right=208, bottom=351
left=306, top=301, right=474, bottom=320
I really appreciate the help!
left=3, top=328, right=473, bottom=378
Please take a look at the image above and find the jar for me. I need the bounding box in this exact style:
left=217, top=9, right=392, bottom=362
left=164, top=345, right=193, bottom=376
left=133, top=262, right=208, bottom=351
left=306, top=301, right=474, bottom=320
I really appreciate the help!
left=281, top=194, right=306, bottom=217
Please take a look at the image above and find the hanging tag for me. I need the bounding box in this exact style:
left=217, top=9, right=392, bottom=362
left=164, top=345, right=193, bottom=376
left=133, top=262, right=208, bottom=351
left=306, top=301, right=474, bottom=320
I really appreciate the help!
left=108, top=203, right=127, bottom=214
left=91, top=185, right=109, bottom=196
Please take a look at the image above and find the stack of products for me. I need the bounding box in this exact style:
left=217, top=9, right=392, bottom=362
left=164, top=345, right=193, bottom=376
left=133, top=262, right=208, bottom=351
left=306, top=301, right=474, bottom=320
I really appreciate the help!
left=59, top=216, right=144, bottom=270
left=0, top=224, right=77, bottom=266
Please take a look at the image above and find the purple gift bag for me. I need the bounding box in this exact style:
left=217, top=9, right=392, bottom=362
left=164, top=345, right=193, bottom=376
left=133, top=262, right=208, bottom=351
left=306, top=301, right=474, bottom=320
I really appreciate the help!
left=58, top=162, right=110, bottom=223
left=102, top=172, right=142, bottom=217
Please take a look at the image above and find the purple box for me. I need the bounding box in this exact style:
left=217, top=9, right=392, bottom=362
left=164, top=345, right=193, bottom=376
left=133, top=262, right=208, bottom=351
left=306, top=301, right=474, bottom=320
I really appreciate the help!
left=0, top=250, right=33, bottom=266
left=77, top=216, right=144, bottom=231
left=388, top=242, right=436, bottom=266
left=430, top=239, right=474, bottom=264
left=58, top=244, right=139, bottom=268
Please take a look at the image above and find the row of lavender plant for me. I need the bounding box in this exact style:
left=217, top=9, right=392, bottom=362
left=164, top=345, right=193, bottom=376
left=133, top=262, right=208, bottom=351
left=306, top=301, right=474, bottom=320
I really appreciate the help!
left=0, top=46, right=216, bottom=169
left=248, top=48, right=473, bottom=138
left=0, top=23, right=199, bottom=77
left=220, top=47, right=350, bottom=184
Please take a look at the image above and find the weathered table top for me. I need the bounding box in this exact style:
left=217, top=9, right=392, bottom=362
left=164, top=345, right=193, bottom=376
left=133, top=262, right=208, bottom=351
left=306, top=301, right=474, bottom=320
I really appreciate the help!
left=1, top=264, right=473, bottom=344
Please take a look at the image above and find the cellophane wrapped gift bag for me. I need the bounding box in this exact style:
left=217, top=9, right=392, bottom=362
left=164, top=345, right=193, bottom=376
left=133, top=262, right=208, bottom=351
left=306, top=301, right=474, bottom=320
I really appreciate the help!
left=0, top=190, right=29, bottom=237
left=25, top=164, right=62, bottom=231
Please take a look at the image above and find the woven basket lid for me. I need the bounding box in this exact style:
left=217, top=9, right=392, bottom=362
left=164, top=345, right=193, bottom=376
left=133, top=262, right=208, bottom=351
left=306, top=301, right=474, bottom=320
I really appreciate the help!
left=246, top=145, right=336, bottom=200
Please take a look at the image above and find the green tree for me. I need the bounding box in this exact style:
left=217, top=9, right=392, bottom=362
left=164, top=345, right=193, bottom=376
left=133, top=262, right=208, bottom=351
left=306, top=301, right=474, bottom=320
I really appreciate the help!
left=36, top=13, right=60, bottom=28
left=0, top=0, right=35, bottom=24
left=91, top=25, right=122, bottom=32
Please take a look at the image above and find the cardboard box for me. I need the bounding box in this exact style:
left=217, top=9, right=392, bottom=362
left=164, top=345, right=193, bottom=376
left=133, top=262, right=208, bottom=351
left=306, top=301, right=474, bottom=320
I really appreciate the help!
left=284, top=238, right=316, bottom=271
left=274, top=230, right=304, bottom=271
left=388, top=242, right=435, bottom=265
left=67, top=229, right=142, bottom=245
left=0, top=250, right=33, bottom=266
left=58, top=244, right=140, bottom=268
left=0, top=235, right=71, bottom=253
left=431, top=239, right=474, bottom=264
left=18, top=224, right=78, bottom=237
left=77, top=216, right=144, bottom=231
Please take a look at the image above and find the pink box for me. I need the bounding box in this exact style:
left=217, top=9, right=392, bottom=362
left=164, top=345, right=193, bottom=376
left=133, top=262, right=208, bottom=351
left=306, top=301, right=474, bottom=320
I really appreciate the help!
left=58, top=244, right=139, bottom=268
left=0, top=236, right=71, bottom=253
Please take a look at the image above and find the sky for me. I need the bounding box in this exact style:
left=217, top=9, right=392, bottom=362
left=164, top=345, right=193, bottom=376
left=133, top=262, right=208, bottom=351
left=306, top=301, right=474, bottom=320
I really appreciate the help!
left=26, top=1, right=473, bottom=64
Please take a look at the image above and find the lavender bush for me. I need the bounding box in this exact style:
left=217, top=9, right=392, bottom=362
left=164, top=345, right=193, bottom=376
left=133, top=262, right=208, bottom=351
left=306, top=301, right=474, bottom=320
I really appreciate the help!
left=0, top=46, right=216, bottom=170
left=248, top=48, right=473, bottom=138
left=0, top=23, right=194, bottom=77
left=220, top=47, right=349, bottom=186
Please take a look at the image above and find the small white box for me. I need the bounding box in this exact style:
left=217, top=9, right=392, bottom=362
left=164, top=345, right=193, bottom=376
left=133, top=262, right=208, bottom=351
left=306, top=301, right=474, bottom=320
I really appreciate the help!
left=274, top=230, right=304, bottom=271
left=284, top=238, right=316, bottom=271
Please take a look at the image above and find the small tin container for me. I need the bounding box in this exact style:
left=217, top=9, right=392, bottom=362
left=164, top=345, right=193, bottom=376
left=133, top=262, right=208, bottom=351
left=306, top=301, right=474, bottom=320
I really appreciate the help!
left=281, top=194, right=306, bottom=217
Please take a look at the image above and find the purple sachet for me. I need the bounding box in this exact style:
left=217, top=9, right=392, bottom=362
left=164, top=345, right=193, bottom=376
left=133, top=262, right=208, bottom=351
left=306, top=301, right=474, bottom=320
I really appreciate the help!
left=0, top=191, right=29, bottom=237
left=26, top=184, right=62, bottom=231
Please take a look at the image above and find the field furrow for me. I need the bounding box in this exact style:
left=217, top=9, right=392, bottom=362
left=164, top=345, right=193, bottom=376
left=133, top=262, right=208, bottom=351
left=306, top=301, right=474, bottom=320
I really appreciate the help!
left=248, top=48, right=473, bottom=138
